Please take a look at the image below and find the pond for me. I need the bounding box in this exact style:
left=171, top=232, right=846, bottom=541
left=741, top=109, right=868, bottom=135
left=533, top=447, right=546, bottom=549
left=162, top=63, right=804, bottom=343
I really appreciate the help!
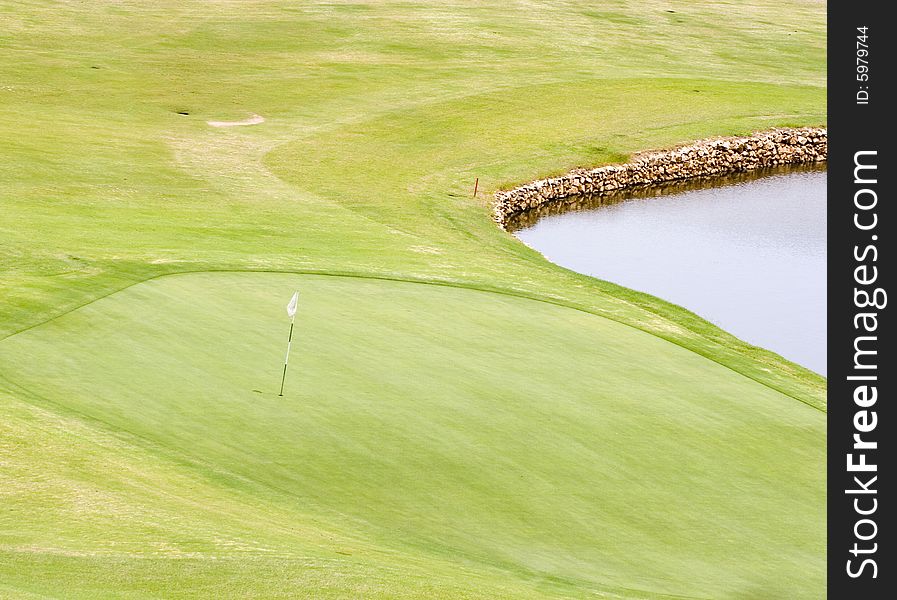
left=512, top=167, right=827, bottom=375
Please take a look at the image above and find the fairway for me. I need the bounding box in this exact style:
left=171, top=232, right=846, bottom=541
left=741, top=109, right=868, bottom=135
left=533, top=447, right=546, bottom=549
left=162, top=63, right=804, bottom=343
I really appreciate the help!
left=0, top=273, right=823, bottom=598
left=1, top=1, right=826, bottom=597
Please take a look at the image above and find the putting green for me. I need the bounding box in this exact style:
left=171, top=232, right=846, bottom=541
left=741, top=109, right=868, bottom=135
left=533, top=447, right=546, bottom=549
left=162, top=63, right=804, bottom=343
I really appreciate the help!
left=0, top=273, right=824, bottom=598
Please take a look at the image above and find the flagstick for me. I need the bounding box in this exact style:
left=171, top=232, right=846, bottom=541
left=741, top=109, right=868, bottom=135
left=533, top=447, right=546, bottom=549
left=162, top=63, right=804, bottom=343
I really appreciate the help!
left=279, top=290, right=300, bottom=396
left=278, top=315, right=295, bottom=397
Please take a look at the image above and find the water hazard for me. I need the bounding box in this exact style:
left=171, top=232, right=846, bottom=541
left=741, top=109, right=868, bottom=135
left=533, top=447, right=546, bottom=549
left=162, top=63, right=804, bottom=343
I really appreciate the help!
left=512, top=166, right=827, bottom=375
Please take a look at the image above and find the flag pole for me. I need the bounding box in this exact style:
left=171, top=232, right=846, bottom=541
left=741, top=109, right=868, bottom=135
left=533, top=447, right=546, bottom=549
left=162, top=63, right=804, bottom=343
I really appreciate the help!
left=278, top=317, right=294, bottom=396
left=280, top=291, right=300, bottom=396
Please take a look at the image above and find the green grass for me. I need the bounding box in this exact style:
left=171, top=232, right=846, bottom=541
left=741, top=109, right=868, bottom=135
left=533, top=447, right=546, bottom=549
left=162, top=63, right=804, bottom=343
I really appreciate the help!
left=0, top=274, right=823, bottom=598
left=1, top=1, right=825, bottom=597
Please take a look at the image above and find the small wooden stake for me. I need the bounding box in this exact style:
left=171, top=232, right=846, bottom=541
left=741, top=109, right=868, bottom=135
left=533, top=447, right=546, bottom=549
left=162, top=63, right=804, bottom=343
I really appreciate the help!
left=473, top=177, right=479, bottom=197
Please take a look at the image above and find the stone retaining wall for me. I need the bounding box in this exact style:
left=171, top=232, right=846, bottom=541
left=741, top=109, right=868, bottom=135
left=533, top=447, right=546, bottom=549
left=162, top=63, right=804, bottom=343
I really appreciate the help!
left=493, top=127, right=827, bottom=228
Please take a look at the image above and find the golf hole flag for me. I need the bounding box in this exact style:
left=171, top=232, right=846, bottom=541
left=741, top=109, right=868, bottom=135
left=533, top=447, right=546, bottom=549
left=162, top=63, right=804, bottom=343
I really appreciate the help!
left=279, top=290, right=300, bottom=396
left=287, top=291, right=299, bottom=319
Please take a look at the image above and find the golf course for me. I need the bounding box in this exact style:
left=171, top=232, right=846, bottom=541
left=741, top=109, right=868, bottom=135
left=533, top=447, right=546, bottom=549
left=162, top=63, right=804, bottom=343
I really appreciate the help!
left=1, top=1, right=825, bottom=598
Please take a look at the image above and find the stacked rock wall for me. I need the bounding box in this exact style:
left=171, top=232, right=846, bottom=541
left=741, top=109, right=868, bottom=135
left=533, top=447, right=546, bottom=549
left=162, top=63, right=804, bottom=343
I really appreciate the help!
left=493, top=127, right=827, bottom=228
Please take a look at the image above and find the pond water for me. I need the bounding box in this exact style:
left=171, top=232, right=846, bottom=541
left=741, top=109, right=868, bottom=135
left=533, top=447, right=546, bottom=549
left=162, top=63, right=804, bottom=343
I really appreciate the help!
left=512, top=167, right=827, bottom=375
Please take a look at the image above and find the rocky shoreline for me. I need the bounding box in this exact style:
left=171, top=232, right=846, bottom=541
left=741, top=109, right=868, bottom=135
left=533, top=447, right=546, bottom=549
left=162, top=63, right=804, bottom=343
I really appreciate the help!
left=493, top=127, right=827, bottom=229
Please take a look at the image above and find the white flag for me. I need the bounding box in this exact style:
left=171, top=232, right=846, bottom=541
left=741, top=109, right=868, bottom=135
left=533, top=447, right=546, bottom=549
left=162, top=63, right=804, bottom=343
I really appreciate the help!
left=286, top=291, right=299, bottom=318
